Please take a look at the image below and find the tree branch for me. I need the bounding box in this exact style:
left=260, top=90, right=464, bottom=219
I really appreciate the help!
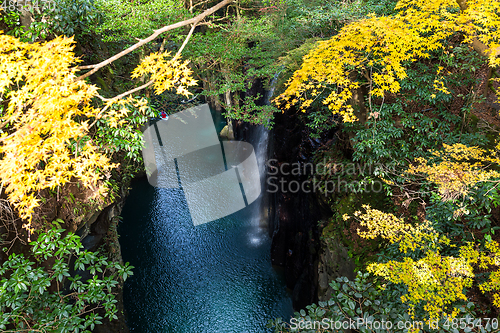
left=91, top=20, right=198, bottom=117
left=175, top=23, right=196, bottom=58
left=86, top=80, right=154, bottom=132
left=84, top=19, right=198, bottom=132
left=75, top=0, right=234, bottom=81
left=190, top=0, right=213, bottom=11
left=100, top=80, right=154, bottom=103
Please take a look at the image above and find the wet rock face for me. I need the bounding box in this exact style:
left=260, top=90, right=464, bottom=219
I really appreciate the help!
left=317, top=235, right=355, bottom=302
left=75, top=192, right=130, bottom=333
left=268, top=108, right=335, bottom=310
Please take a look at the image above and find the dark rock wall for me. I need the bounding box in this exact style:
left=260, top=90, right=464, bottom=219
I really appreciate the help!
left=76, top=189, right=130, bottom=333
left=317, top=233, right=355, bottom=302
left=267, top=109, right=334, bottom=310
left=209, top=81, right=339, bottom=310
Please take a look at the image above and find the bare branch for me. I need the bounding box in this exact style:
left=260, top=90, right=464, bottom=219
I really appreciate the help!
left=175, top=23, right=196, bottom=58
left=75, top=0, right=234, bottom=81
left=87, top=20, right=198, bottom=128
left=100, top=80, right=154, bottom=103
left=190, top=0, right=213, bottom=11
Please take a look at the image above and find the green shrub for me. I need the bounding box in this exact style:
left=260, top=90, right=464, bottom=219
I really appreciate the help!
left=0, top=221, right=133, bottom=332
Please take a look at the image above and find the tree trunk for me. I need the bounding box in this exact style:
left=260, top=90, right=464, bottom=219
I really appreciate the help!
left=20, top=9, right=33, bottom=33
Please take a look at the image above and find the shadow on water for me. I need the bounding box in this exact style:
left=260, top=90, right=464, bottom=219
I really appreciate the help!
left=119, top=177, right=293, bottom=332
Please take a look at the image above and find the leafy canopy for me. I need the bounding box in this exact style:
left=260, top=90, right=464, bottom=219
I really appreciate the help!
left=93, top=0, right=189, bottom=44
left=276, top=0, right=500, bottom=122
left=0, top=29, right=196, bottom=234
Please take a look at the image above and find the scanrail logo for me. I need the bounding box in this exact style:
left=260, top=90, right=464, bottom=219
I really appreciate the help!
left=142, top=104, right=261, bottom=226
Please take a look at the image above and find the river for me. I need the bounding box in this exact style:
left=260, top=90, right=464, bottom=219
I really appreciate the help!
left=118, top=110, right=293, bottom=332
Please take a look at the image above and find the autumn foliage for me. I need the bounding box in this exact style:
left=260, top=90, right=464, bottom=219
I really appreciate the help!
left=0, top=31, right=196, bottom=234
left=0, top=35, right=108, bottom=230
left=267, top=0, right=500, bottom=326
left=276, top=0, right=500, bottom=122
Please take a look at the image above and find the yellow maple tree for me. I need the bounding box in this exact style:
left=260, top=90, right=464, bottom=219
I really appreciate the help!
left=0, top=0, right=234, bottom=239
left=0, top=32, right=196, bottom=235
left=275, top=0, right=500, bottom=122
left=346, top=206, right=500, bottom=322
left=405, top=143, right=500, bottom=201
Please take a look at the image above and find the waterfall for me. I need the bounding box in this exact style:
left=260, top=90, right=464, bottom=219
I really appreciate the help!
left=249, top=123, right=269, bottom=232
left=266, top=69, right=283, bottom=239
left=259, top=69, right=281, bottom=174
left=256, top=69, right=281, bottom=183
left=248, top=71, right=280, bottom=233
left=265, top=69, right=281, bottom=106
left=120, top=70, right=294, bottom=332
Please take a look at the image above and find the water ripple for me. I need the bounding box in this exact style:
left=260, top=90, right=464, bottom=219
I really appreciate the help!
left=119, top=179, right=293, bottom=333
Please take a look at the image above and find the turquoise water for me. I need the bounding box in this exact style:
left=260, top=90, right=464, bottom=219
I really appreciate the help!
left=119, top=178, right=293, bottom=332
